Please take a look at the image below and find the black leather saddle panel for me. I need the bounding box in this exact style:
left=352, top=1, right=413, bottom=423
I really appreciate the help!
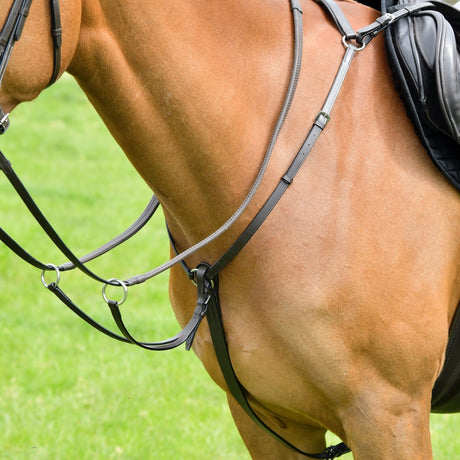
left=432, top=301, right=460, bottom=413
left=382, top=0, right=460, bottom=193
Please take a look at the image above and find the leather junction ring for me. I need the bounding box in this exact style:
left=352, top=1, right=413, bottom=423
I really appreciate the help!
left=102, top=278, right=128, bottom=306
left=41, top=263, right=61, bottom=288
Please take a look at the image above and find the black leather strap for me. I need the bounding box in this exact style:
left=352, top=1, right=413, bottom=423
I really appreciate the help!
left=58, top=195, right=160, bottom=272
left=0, top=149, right=134, bottom=286
left=43, top=280, right=209, bottom=350
left=356, top=1, right=436, bottom=45
left=106, top=288, right=208, bottom=351
left=47, top=0, right=62, bottom=86
left=207, top=119, right=323, bottom=278
left=314, top=0, right=356, bottom=39
left=0, top=0, right=33, bottom=133
left=0, top=190, right=159, bottom=273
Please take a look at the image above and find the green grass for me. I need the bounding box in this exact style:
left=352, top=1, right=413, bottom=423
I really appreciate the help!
left=0, top=75, right=458, bottom=459
left=0, top=75, right=247, bottom=460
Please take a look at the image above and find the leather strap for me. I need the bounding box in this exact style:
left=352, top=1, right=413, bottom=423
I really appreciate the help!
left=48, top=0, right=62, bottom=86
left=314, top=0, right=356, bottom=39
left=106, top=284, right=208, bottom=351
left=0, top=0, right=61, bottom=133
left=208, top=43, right=357, bottom=280
left=0, top=148, right=131, bottom=286
left=0, top=0, right=33, bottom=133
left=356, top=1, right=436, bottom=45
left=43, top=280, right=209, bottom=350
left=58, top=195, right=160, bottom=272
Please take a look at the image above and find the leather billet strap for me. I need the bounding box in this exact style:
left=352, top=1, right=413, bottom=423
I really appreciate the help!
left=356, top=1, right=438, bottom=45
left=315, top=0, right=438, bottom=47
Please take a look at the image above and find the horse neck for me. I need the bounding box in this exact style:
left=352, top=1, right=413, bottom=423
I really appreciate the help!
left=67, top=0, right=294, bottom=243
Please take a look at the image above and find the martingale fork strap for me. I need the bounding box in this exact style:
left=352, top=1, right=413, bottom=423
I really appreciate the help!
left=0, top=0, right=306, bottom=349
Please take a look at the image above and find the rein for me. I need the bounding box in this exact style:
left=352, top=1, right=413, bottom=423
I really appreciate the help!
left=0, top=0, right=432, bottom=457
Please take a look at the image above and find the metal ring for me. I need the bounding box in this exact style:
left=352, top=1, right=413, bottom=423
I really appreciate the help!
left=189, top=269, right=214, bottom=288
left=41, top=264, right=61, bottom=288
left=102, top=278, right=128, bottom=306
left=341, top=35, right=366, bottom=51
left=189, top=268, right=198, bottom=286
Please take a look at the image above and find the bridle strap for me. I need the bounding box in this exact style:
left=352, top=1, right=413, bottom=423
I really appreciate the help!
left=0, top=0, right=32, bottom=133
left=48, top=0, right=62, bottom=87
left=0, top=0, right=61, bottom=133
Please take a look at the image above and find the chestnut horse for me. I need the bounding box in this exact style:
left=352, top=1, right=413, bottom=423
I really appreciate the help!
left=1, top=0, right=459, bottom=458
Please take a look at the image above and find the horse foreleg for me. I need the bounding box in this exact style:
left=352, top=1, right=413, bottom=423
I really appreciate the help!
left=226, top=394, right=328, bottom=460
left=340, top=392, right=433, bottom=459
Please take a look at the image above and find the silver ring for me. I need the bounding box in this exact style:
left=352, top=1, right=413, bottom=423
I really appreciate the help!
left=341, top=35, right=366, bottom=51
left=41, top=264, right=61, bottom=288
left=102, top=278, right=128, bottom=306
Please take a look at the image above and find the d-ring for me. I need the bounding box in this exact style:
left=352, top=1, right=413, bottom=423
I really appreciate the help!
left=41, top=264, right=61, bottom=288
left=102, top=278, right=128, bottom=306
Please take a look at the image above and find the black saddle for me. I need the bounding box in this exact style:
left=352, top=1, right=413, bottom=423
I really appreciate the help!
left=382, top=0, right=460, bottom=192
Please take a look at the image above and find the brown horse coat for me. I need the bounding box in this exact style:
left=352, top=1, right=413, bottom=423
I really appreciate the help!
left=1, top=0, right=459, bottom=458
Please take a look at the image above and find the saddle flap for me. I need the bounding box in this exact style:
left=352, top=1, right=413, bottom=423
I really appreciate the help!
left=383, top=0, right=460, bottom=192
left=390, top=1, right=460, bottom=143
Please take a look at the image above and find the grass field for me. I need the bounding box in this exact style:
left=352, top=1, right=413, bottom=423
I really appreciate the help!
left=0, top=75, right=458, bottom=459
